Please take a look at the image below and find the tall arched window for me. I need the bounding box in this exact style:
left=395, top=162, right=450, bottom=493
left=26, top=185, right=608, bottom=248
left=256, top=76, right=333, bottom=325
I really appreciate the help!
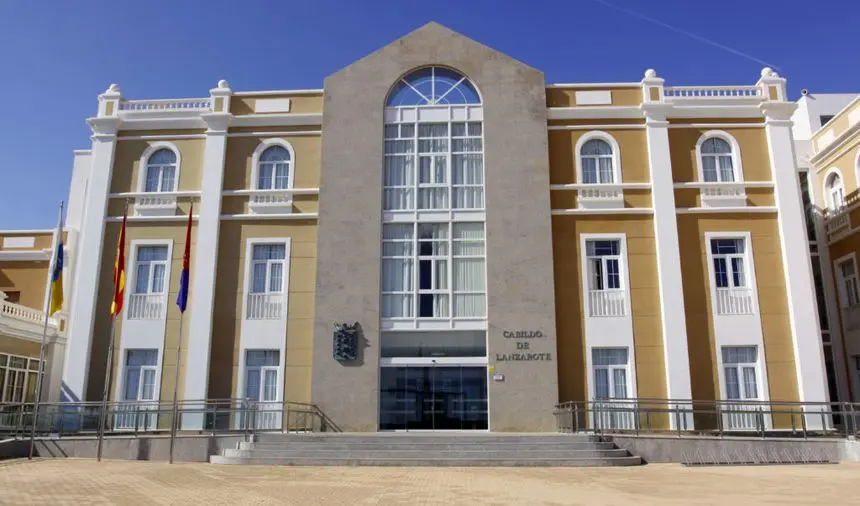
left=580, top=139, right=615, bottom=184
left=826, top=171, right=845, bottom=210
left=381, top=66, right=486, bottom=321
left=699, top=136, right=737, bottom=182
left=257, top=145, right=291, bottom=190
left=144, top=148, right=177, bottom=192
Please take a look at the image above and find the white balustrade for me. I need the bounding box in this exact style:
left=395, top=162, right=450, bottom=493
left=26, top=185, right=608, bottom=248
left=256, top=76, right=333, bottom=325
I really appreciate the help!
left=843, top=305, right=860, bottom=331
left=825, top=212, right=850, bottom=237
left=246, top=292, right=285, bottom=320
left=714, top=287, right=754, bottom=315
left=588, top=289, right=627, bottom=317
left=578, top=186, right=624, bottom=209
left=127, top=293, right=166, bottom=320
left=663, top=86, right=762, bottom=100
left=249, top=190, right=294, bottom=214
left=135, top=194, right=178, bottom=216
left=721, top=404, right=759, bottom=431
left=700, top=185, right=747, bottom=207
left=0, top=299, right=59, bottom=328
left=119, top=98, right=211, bottom=112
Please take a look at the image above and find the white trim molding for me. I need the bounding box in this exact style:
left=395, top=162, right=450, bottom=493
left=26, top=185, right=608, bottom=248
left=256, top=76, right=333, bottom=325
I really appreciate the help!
left=250, top=138, right=296, bottom=191
left=137, top=142, right=182, bottom=193
left=551, top=208, right=653, bottom=216
left=676, top=206, right=777, bottom=214
left=821, top=167, right=846, bottom=211
left=574, top=131, right=623, bottom=184
left=552, top=182, right=650, bottom=191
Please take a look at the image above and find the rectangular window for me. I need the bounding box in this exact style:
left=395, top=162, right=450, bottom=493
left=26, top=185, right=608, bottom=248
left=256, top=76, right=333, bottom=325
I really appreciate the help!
left=251, top=244, right=286, bottom=294
left=244, top=350, right=279, bottom=402
left=383, top=120, right=484, bottom=212
left=710, top=239, right=747, bottom=288
left=592, top=348, right=629, bottom=399
left=381, top=222, right=486, bottom=320
left=584, top=239, right=626, bottom=317
left=0, top=353, right=42, bottom=403
left=838, top=258, right=860, bottom=307
left=721, top=346, right=759, bottom=401
left=134, top=246, right=169, bottom=294
left=123, top=349, right=158, bottom=402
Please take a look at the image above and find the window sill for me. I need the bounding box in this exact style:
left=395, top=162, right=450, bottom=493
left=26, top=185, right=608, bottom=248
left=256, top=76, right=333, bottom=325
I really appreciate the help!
left=134, top=195, right=178, bottom=217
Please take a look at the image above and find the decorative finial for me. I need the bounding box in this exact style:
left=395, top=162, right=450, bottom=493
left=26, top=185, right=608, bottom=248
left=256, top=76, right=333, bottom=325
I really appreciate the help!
left=760, top=67, right=774, bottom=78
left=106, top=83, right=120, bottom=93
left=217, top=79, right=230, bottom=89
left=644, top=69, right=657, bottom=79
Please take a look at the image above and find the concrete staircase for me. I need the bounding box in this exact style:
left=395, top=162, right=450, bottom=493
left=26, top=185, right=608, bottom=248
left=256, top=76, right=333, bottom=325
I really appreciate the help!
left=209, top=433, right=642, bottom=466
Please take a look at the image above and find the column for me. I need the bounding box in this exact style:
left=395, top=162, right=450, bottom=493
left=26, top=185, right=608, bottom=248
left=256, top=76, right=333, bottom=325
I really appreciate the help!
left=182, top=81, right=232, bottom=428
left=641, top=70, right=694, bottom=428
left=759, top=68, right=831, bottom=428
left=61, top=85, right=122, bottom=403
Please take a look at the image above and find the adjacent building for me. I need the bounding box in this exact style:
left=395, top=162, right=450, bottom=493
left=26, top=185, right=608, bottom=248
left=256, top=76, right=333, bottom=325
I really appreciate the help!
left=0, top=23, right=835, bottom=432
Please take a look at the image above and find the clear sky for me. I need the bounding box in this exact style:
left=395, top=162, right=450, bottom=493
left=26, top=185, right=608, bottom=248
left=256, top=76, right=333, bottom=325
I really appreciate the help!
left=1, top=0, right=858, bottom=229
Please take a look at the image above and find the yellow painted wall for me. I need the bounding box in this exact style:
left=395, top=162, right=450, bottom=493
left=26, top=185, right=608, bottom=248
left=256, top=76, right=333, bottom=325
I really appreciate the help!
left=677, top=215, right=799, bottom=411
left=223, top=136, right=322, bottom=191
left=814, top=142, right=860, bottom=206
left=111, top=139, right=206, bottom=193
left=208, top=221, right=318, bottom=404
left=552, top=216, right=666, bottom=404
left=548, top=129, right=651, bottom=184
left=669, top=128, right=773, bottom=182
left=231, top=95, right=324, bottom=116
left=0, top=261, right=49, bottom=309
left=546, top=87, right=642, bottom=107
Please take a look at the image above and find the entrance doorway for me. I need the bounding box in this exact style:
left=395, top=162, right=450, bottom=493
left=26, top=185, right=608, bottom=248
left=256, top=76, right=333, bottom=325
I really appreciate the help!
left=379, top=365, right=488, bottom=431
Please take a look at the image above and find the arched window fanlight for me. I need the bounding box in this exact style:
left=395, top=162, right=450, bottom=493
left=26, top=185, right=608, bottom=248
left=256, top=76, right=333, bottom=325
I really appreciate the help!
left=386, top=67, right=481, bottom=107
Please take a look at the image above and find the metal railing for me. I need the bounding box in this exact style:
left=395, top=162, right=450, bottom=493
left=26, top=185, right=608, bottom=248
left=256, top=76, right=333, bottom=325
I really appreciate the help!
left=554, top=398, right=860, bottom=439
left=0, top=398, right=340, bottom=440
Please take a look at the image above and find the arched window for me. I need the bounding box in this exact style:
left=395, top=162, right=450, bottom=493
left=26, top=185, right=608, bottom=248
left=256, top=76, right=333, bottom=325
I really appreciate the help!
left=826, top=171, right=845, bottom=210
left=144, top=148, right=177, bottom=192
left=256, top=145, right=292, bottom=190
left=580, top=139, right=615, bottom=184
left=697, top=133, right=742, bottom=183
left=386, top=66, right=481, bottom=106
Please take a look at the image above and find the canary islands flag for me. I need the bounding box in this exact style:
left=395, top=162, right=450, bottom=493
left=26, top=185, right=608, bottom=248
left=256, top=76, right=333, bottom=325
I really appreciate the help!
left=176, top=204, right=192, bottom=313
left=110, top=210, right=127, bottom=316
left=48, top=204, right=64, bottom=315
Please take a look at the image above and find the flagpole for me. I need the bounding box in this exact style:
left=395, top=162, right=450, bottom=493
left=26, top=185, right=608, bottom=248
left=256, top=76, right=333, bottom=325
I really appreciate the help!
left=168, top=314, right=184, bottom=464
left=97, top=199, right=127, bottom=462
left=169, top=203, right=192, bottom=464
left=28, top=201, right=64, bottom=460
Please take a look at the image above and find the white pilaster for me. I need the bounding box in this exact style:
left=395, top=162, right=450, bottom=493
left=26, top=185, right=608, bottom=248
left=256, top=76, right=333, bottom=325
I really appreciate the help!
left=641, top=70, right=694, bottom=428
left=61, top=85, right=122, bottom=402
left=182, top=81, right=232, bottom=428
left=759, top=68, right=831, bottom=428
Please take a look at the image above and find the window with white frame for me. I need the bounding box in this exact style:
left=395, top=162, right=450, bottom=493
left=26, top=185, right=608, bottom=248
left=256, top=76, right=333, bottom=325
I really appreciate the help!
left=710, top=239, right=747, bottom=289
left=129, top=245, right=169, bottom=320
left=383, top=67, right=483, bottom=212
left=579, top=139, right=616, bottom=184
left=837, top=258, right=860, bottom=307
left=123, top=349, right=158, bottom=402
left=826, top=172, right=845, bottom=210
left=381, top=222, right=486, bottom=319
left=246, top=244, right=287, bottom=320
left=144, top=149, right=177, bottom=192
left=700, top=137, right=736, bottom=183
left=585, top=239, right=625, bottom=317
left=134, top=246, right=169, bottom=295
left=721, top=346, right=759, bottom=401
left=244, top=350, right=279, bottom=402
left=592, top=348, right=629, bottom=399
left=256, top=145, right=291, bottom=190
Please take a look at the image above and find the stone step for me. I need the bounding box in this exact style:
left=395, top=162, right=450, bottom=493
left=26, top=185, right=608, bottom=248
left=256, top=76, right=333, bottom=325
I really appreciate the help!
left=250, top=434, right=603, bottom=444
left=223, top=448, right=632, bottom=459
left=209, top=455, right=643, bottom=467
left=239, top=441, right=617, bottom=451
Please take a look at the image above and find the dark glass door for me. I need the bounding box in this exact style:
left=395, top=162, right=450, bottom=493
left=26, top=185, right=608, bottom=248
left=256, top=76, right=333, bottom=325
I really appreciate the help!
left=379, top=366, right=488, bottom=431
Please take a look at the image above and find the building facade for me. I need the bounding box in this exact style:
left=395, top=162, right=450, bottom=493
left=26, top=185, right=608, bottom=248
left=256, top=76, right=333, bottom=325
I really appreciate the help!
left=14, top=23, right=833, bottom=432
left=808, top=94, right=860, bottom=406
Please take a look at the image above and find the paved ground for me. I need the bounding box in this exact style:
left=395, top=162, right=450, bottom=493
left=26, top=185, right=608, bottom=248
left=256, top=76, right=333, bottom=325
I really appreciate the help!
left=2, top=460, right=860, bottom=505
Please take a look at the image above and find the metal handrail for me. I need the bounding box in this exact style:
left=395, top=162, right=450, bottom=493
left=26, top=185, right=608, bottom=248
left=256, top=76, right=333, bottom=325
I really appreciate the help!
left=553, top=398, right=860, bottom=439
left=0, top=398, right=340, bottom=438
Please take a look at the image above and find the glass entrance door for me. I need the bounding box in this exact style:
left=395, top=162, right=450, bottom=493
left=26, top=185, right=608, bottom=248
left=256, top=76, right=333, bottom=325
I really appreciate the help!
left=379, top=365, right=488, bottom=431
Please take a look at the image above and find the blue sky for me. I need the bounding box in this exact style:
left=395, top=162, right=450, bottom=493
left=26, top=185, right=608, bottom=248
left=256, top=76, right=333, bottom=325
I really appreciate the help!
left=1, top=0, right=858, bottom=229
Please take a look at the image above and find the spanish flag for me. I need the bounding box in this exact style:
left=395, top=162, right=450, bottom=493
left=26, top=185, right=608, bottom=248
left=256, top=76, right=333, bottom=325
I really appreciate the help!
left=110, top=210, right=127, bottom=316
left=48, top=203, right=64, bottom=316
